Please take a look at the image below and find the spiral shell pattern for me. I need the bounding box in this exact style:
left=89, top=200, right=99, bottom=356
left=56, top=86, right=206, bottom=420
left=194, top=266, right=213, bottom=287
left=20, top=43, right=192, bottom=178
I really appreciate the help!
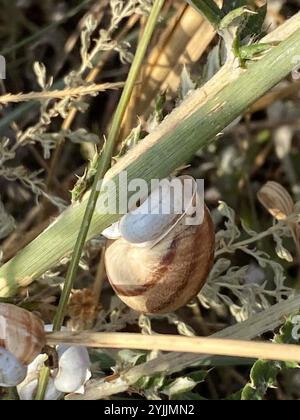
left=0, top=303, right=46, bottom=365
left=105, top=205, right=215, bottom=314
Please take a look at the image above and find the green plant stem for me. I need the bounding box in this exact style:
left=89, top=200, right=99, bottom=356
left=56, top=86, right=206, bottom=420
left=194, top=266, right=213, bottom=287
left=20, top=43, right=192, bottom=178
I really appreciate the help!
left=35, top=0, right=164, bottom=400
left=215, top=220, right=287, bottom=257
left=35, top=366, right=51, bottom=401
left=185, top=0, right=223, bottom=28
left=0, top=13, right=299, bottom=297
left=53, top=0, right=164, bottom=331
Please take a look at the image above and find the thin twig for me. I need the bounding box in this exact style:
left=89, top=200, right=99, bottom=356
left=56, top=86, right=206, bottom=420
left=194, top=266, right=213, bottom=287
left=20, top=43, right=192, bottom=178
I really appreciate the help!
left=0, top=83, right=124, bottom=104
left=92, top=248, right=106, bottom=304
left=52, top=0, right=165, bottom=332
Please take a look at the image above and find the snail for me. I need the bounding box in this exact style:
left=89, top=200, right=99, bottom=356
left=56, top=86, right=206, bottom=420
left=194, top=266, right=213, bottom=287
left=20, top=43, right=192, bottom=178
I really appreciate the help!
left=54, top=344, right=91, bottom=394
left=104, top=176, right=215, bottom=314
left=0, top=303, right=46, bottom=387
left=17, top=326, right=91, bottom=400
left=17, top=354, right=62, bottom=401
left=0, top=304, right=91, bottom=396
left=0, top=349, right=28, bottom=387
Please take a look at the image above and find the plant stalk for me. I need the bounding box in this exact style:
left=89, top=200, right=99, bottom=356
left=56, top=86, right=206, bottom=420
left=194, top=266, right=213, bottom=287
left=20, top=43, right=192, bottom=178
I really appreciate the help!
left=35, top=367, right=51, bottom=401
left=0, top=13, right=299, bottom=297
left=46, top=331, right=300, bottom=363
left=67, top=293, right=300, bottom=400
left=52, top=0, right=165, bottom=332
left=35, top=0, right=164, bottom=400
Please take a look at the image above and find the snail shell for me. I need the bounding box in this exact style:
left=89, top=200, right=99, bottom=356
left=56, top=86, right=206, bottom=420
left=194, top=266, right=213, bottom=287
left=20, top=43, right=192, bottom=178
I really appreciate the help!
left=103, top=175, right=202, bottom=246
left=119, top=179, right=182, bottom=245
left=0, top=303, right=46, bottom=366
left=0, top=348, right=27, bottom=387
left=54, top=345, right=91, bottom=394
left=18, top=376, right=60, bottom=401
left=17, top=326, right=91, bottom=399
left=17, top=354, right=62, bottom=400
left=105, top=204, right=215, bottom=314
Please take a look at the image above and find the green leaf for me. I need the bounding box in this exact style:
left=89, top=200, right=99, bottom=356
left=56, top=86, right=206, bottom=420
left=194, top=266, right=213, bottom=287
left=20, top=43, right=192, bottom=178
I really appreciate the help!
left=275, top=315, right=300, bottom=345
left=162, top=370, right=209, bottom=398
left=219, top=6, right=249, bottom=30
left=221, top=2, right=266, bottom=39
left=133, top=373, right=165, bottom=391
left=225, top=390, right=242, bottom=400
left=117, top=349, right=147, bottom=368
left=242, top=383, right=264, bottom=400
left=242, top=359, right=284, bottom=400
left=239, top=43, right=271, bottom=60
left=241, top=314, right=300, bottom=400
left=240, top=4, right=267, bottom=40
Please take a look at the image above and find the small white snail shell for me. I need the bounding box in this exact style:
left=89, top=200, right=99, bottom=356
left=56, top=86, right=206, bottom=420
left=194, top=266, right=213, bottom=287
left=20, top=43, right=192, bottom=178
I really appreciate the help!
left=0, top=303, right=46, bottom=387
left=17, top=354, right=61, bottom=401
left=104, top=177, right=215, bottom=314
left=0, top=348, right=27, bottom=387
left=17, top=325, right=91, bottom=399
left=103, top=176, right=201, bottom=246
left=54, top=345, right=91, bottom=394
left=119, top=179, right=183, bottom=244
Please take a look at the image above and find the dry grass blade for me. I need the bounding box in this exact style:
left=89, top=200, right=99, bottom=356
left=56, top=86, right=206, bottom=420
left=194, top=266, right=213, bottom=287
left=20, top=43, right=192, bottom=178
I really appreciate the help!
left=0, top=82, right=124, bottom=104
left=66, top=294, right=300, bottom=400
left=46, top=331, right=300, bottom=363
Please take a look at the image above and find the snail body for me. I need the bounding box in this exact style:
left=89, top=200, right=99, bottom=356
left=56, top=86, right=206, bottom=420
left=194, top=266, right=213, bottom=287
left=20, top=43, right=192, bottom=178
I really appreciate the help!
left=104, top=177, right=215, bottom=314
left=0, top=303, right=46, bottom=387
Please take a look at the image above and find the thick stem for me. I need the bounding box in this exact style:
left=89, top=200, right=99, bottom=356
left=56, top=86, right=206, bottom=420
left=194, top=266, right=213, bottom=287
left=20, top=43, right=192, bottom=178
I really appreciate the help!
left=0, top=13, right=299, bottom=297
left=52, top=0, right=165, bottom=332
left=34, top=0, right=165, bottom=400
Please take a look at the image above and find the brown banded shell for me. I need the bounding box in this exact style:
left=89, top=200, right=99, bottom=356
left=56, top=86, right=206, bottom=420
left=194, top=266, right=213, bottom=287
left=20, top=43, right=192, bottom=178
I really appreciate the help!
left=257, top=181, right=294, bottom=220
left=105, top=205, right=215, bottom=314
left=0, top=303, right=46, bottom=366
